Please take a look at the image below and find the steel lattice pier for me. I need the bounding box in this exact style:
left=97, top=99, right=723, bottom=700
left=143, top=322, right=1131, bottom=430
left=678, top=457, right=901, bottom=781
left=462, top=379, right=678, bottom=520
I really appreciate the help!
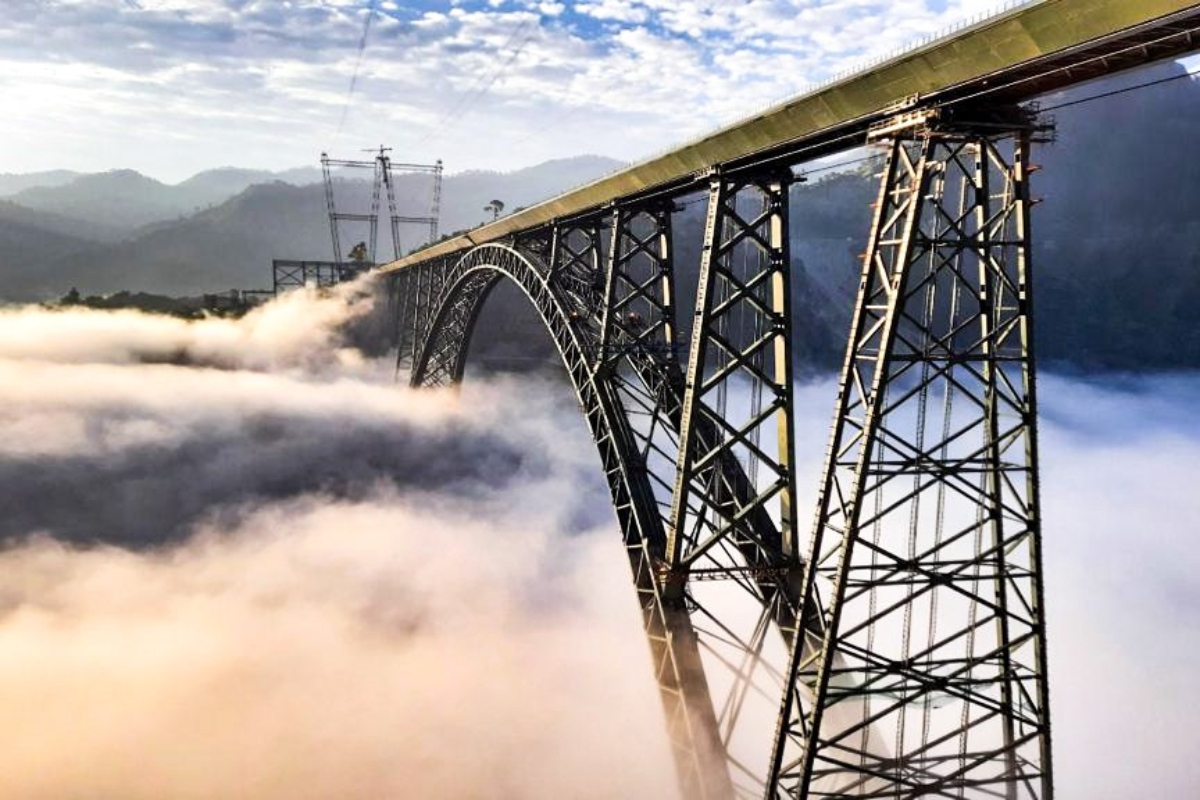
left=388, top=114, right=1052, bottom=800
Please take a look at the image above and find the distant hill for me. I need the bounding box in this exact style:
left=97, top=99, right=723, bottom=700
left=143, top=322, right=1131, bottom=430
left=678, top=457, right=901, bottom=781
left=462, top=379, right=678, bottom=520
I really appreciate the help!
left=1031, top=62, right=1200, bottom=370
left=7, top=165, right=326, bottom=235
left=15, top=155, right=626, bottom=299
left=0, top=170, right=82, bottom=197
left=0, top=209, right=97, bottom=300
left=11, top=170, right=187, bottom=231
left=37, top=183, right=331, bottom=297
left=174, top=166, right=323, bottom=200
left=0, top=200, right=124, bottom=244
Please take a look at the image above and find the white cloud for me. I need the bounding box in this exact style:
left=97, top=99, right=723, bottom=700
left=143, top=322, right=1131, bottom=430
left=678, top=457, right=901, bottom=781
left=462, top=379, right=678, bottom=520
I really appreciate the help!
left=0, top=496, right=679, bottom=799
left=577, top=0, right=649, bottom=25
left=0, top=0, right=1040, bottom=180
left=0, top=287, right=1196, bottom=796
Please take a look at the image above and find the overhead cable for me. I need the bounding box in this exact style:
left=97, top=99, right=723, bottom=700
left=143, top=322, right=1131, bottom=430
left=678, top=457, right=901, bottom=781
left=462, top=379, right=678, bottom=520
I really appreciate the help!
left=335, top=0, right=379, bottom=136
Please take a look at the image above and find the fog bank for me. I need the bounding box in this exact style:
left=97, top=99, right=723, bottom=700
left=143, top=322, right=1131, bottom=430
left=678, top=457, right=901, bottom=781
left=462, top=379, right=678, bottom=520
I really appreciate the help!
left=0, top=287, right=1195, bottom=798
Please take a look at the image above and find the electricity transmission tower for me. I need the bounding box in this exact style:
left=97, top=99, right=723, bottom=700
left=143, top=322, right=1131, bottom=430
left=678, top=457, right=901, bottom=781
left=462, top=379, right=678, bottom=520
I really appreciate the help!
left=321, top=147, right=443, bottom=267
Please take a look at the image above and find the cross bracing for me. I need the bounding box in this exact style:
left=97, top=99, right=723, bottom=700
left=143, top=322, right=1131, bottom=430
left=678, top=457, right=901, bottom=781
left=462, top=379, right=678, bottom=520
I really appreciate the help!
left=389, top=118, right=1050, bottom=799
left=379, top=2, right=1200, bottom=797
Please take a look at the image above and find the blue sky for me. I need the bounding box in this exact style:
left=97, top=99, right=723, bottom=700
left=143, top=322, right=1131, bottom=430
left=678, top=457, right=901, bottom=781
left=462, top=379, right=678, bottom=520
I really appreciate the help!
left=0, top=0, right=1008, bottom=181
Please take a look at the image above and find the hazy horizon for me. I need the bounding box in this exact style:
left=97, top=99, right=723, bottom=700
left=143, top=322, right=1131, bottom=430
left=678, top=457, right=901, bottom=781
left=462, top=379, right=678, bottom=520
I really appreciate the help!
left=0, top=153, right=628, bottom=188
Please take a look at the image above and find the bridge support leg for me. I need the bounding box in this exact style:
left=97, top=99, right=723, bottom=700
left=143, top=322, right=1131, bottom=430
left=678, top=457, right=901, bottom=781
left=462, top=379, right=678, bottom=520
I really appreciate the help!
left=668, top=170, right=801, bottom=571
left=660, top=171, right=804, bottom=796
left=392, top=269, right=417, bottom=375
left=587, top=206, right=741, bottom=800
left=767, top=124, right=1052, bottom=798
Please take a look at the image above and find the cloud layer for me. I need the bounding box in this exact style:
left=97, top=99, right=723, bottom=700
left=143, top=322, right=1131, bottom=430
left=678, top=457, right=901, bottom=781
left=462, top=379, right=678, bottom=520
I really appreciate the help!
left=0, top=497, right=680, bottom=800
left=0, top=0, right=1014, bottom=180
left=0, top=282, right=676, bottom=798
left=0, top=283, right=543, bottom=545
left=0, top=283, right=1196, bottom=797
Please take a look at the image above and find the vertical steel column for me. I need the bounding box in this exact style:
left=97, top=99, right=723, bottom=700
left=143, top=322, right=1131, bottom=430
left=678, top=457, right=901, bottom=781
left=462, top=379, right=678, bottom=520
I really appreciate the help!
left=550, top=220, right=607, bottom=321
left=367, top=156, right=383, bottom=263
left=596, top=204, right=678, bottom=369
left=393, top=269, right=417, bottom=376
left=383, top=157, right=404, bottom=260
left=667, top=170, right=800, bottom=584
left=412, top=261, right=431, bottom=370
left=654, top=171, right=803, bottom=798
left=594, top=204, right=681, bottom=504
left=429, top=160, right=443, bottom=244
left=766, top=125, right=1051, bottom=799
left=589, top=205, right=738, bottom=800
left=321, top=154, right=341, bottom=264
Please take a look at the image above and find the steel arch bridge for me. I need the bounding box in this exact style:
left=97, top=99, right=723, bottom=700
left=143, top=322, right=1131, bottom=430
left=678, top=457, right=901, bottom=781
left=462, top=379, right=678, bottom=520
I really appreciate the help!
left=381, top=2, right=1200, bottom=798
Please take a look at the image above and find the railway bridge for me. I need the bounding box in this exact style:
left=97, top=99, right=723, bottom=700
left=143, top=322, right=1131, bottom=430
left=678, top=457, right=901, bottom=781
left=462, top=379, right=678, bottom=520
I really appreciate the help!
left=379, top=2, right=1200, bottom=797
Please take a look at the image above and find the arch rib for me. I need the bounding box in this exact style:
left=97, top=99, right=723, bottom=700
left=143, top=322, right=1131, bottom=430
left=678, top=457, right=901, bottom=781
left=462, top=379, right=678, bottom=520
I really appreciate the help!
left=410, top=242, right=737, bottom=800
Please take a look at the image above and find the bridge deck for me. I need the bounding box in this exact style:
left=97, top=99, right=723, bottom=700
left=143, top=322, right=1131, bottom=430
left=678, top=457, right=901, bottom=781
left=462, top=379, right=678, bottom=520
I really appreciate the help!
left=382, top=0, right=1200, bottom=272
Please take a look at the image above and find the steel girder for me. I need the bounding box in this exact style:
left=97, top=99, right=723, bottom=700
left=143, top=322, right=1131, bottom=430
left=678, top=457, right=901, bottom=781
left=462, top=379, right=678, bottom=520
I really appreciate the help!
left=390, top=127, right=1050, bottom=798
left=767, top=126, right=1051, bottom=799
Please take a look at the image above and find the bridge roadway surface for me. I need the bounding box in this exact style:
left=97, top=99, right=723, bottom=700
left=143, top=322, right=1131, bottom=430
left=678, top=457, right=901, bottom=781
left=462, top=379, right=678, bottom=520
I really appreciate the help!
left=380, top=0, right=1200, bottom=273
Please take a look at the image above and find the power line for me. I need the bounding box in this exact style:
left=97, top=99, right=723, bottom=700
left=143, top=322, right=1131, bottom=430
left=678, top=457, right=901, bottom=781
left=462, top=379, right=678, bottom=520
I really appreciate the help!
left=1037, top=64, right=1200, bottom=113
left=799, top=152, right=882, bottom=177
left=416, top=18, right=537, bottom=146
left=335, top=0, right=379, bottom=136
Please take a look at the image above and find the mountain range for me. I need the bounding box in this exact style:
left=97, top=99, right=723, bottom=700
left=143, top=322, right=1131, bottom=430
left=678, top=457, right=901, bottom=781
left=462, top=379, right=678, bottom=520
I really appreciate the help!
left=2, top=61, right=1199, bottom=371
left=0, top=156, right=624, bottom=299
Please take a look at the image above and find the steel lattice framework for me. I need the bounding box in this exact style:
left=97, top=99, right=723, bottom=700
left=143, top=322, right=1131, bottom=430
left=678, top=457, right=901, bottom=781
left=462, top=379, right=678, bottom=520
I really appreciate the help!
left=383, top=96, right=1055, bottom=797
left=376, top=5, right=1200, bottom=792
left=768, top=124, right=1051, bottom=799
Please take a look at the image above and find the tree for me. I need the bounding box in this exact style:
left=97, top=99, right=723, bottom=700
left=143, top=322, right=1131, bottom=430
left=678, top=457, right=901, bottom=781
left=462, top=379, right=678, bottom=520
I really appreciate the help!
left=484, top=199, right=505, bottom=222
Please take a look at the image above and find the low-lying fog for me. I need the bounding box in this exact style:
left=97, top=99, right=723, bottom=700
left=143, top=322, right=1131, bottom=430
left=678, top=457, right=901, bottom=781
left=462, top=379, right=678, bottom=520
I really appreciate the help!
left=0, top=281, right=1194, bottom=798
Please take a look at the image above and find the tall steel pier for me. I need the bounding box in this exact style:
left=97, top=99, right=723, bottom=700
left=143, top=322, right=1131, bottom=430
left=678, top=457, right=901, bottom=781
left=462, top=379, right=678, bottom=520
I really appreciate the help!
left=380, top=2, right=1200, bottom=797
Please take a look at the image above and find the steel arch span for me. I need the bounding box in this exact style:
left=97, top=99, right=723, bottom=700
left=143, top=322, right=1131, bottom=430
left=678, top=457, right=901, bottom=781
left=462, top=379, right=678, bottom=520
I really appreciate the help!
left=389, top=119, right=1054, bottom=799
left=376, top=4, right=1200, bottom=794
left=404, top=241, right=742, bottom=799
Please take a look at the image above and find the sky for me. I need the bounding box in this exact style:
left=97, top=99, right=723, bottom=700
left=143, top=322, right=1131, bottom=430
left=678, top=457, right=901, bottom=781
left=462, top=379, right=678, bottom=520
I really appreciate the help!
left=0, top=282, right=1197, bottom=797
left=0, top=0, right=1010, bottom=182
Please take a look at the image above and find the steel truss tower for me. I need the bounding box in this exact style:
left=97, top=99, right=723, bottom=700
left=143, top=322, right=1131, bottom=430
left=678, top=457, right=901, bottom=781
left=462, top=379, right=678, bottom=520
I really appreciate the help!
left=769, top=117, right=1052, bottom=799
left=321, top=148, right=443, bottom=266
left=387, top=111, right=1052, bottom=800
